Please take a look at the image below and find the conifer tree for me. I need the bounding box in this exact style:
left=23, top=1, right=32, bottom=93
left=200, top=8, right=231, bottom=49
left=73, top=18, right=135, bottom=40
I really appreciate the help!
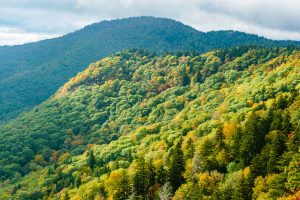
left=180, top=67, right=190, bottom=86
left=168, top=141, right=185, bottom=192
left=133, top=157, right=151, bottom=199
left=239, top=112, right=265, bottom=166
left=148, top=159, right=156, bottom=186
left=156, top=164, right=167, bottom=185
left=87, top=150, right=96, bottom=171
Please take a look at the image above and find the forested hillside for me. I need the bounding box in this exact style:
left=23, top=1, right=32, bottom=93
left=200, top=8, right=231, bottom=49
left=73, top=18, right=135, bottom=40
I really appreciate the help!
left=0, top=46, right=299, bottom=199
left=0, top=16, right=299, bottom=122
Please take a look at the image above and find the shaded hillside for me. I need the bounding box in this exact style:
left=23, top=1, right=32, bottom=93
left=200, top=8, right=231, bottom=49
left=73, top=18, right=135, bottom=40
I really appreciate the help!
left=0, top=47, right=299, bottom=199
left=0, top=16, right=299, bottom=122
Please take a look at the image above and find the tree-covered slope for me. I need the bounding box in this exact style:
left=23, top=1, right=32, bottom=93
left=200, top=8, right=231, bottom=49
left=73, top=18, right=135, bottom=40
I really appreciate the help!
left=0, top=47, right=299, bottom=199
left=1, top=16, right=299, bottom=122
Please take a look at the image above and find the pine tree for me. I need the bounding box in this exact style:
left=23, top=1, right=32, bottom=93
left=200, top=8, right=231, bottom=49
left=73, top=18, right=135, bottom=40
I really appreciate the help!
left=87, top=150, right=96, bottom=171
left=116, top=170, right=131, bottom=200
left=281, top=110, right=292, bottom=133
left=287, top=125, right=300, bottom=152
left=180, top=67, right=190, bottom=86
left=156, top=165, right=167, bottom=185
left=270, top=111, right=282, bottom=131
left=168, top=141, right=185, bottom=192
left=133, top=157, right=151, bottom=199
left=239, top=112, right=265, bottom=166
left=286, top=152, right=300, bottom=192
left=148, top=160, right=156, bottom=186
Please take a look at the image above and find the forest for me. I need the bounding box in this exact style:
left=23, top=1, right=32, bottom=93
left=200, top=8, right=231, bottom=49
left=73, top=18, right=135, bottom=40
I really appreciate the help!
left=0, top=46, right=299, bottom=199
left=0, top=16, right=299, bottom=123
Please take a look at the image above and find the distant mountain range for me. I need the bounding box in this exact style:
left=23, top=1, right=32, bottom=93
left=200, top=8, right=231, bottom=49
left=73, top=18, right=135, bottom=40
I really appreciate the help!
left=0, top=16, right=299, bottom=122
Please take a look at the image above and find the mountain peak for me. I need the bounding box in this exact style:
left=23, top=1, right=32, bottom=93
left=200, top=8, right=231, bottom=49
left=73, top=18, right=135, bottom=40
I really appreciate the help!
left=0, top=16, right=299, bottom=122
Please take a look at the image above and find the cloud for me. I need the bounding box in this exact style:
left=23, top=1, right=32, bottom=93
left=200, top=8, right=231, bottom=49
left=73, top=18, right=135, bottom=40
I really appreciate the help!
left=0, top=27, right=58, bottom=45
left=194, top=0, right=300, bottom=32
left=0, top=0, right=299, bottom=45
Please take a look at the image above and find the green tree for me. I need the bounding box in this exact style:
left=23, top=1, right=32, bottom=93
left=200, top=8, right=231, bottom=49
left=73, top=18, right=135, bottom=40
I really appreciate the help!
left=180, top=67, right=190, bottom=86
left=184, top=137, right=195, bottom=160
left=74, top=174, right=81, bottom=188
left=239, top=112, right=265, bottom=166
left=87, top=150, right=96, bottom=171
left=168, top=141, right=185, bottom=192
left=133, top=157, right=152, bottom=199
left=156, top=165, right=167, bottom=185
left=285, top=152, right=300, bottom=192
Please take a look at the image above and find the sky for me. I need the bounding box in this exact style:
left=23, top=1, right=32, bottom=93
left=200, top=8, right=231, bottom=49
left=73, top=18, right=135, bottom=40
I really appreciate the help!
left=0, top=0, right=300, bottom=45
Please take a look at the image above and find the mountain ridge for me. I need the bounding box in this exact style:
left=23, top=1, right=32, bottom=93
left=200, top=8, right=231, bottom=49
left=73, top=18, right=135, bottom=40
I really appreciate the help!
left=1, top=16, right=300, bottom=122
left=0, top=46, right=299, bottom=199
left=1, top=17, right=298, bottom=48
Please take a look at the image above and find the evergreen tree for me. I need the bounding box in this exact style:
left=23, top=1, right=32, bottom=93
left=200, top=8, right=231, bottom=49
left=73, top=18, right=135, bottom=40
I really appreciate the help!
left=87, top=150, right=96, bottom=171
left=281, top=110, right=292, bottom=133
left=239, top=112, right=265, bottom=166
left=156, top=165, right=167, bottom=185
left=285, top=152, right=300, bottom=192
left=180, top=67, right=190, bottom=86
left=168, top=141, right=185, bottom=192
left=148, top=160, right=156, bottom=186
left=287, top=125, right=300, bottom=152
left=133, top=157, right=151, bottom=199
left=270, top=111, right=282, bottom=131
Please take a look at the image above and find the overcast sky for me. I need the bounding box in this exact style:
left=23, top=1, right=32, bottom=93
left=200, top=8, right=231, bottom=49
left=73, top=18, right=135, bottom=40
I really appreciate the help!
left=1, top=0, right=300, bottom=45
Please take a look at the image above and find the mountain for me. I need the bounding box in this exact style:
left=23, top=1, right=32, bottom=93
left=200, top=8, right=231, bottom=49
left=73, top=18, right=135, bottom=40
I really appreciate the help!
left=0, top=16, right=299, bottom=123
left=0, top=46, right=299, bottom=199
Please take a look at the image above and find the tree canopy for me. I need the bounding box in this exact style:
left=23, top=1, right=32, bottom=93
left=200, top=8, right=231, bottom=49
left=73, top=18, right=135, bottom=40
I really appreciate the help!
left=0, top=46, right=300, bottom=199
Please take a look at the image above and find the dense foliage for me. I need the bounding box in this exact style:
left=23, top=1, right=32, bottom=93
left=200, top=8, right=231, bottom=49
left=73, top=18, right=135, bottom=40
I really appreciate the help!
left=1, top=16, right=299, bottom=122
left=0, top=47, right=300, bottom=199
